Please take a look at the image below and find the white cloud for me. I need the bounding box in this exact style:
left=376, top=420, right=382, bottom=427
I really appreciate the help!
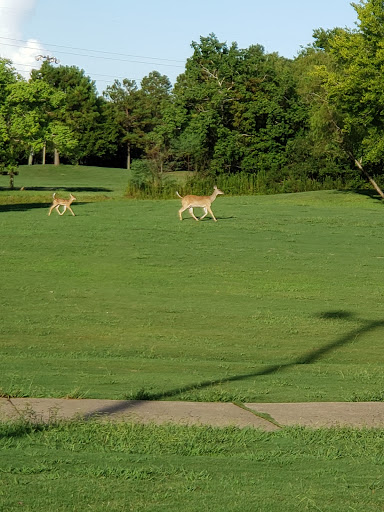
left=0, top=0, right=45, bottom=78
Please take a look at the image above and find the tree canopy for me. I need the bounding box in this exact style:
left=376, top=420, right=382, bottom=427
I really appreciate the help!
left=2, top=1, right=384, bottom=196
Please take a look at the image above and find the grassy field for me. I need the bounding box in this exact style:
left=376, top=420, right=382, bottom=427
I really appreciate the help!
left=2, top=165, right=384, bottom=511
left=1, top=164, right=129, bottom=203
left=1, top=165, right=384, bottom=402
left=1, top=419, right=384, bottom=511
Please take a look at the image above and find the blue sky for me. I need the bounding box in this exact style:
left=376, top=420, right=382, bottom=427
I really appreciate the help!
left=0, top=0, right=359, bottom=93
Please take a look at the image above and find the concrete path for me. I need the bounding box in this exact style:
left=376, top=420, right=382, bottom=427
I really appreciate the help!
left=2, top=398, right=384, bottom=430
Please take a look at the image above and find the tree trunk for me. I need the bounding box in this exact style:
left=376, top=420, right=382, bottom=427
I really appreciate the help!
left=127, top=143, right=131, bottom=170
left=354, top=157, right=384, bottom=199
left=28, top=151, right=34, bottom=166
left=54, top=148, right=60, bottom=166
left=42, top=142, right=46, bottom=165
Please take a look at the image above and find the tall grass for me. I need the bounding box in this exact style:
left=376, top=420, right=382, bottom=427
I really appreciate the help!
left=125, top=171, right=366, bottom=199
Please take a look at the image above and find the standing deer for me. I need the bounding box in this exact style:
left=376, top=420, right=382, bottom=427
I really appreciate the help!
left=176, top=186, right=224, bottom=222
left=48, top=193, right=77, bottom=216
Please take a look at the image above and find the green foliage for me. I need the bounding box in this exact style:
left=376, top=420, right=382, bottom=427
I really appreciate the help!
left=31, top=62, right=103, bottom=163
left=167, top=35, right=308, bottom=176
left=3, top=15, right=384, bottom=189
left=103, top=73, right=172, bottom=169
left=129, top=158, right=152, bottom=187
left=308, top=0, right=384, bottom=180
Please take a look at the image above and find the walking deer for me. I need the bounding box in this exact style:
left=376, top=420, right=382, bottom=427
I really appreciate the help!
left=48, top=193, right=77, bottom=216
left=176, top=186, right=224, bottom=221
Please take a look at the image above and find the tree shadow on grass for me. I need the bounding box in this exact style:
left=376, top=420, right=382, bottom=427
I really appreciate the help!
left=0, top=202, right=50, bottom=212
left=0, top=186, right=112, bottom=192
left=84, top=310, right=384, bottom=419
left=0, top=202, right=88, bottom=212
left=340, top=188, right=384, bottom=203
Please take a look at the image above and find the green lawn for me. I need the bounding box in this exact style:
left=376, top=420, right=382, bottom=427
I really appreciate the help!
left=2, top=166, right=384, bottom=511
left=1, top=166, right=384, bottom=402
left=1, top=420, right=384, bottom=512
left=1, top=164, right=130, bottom=203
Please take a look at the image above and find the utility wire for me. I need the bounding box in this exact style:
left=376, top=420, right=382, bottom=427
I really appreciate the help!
left=0, top=37, right=185, bottom=66
left=11, top=61, right=142, bottom=81
left=1, top=42, right=183, bottom=68
left=1, top=63, right=153, bottom=85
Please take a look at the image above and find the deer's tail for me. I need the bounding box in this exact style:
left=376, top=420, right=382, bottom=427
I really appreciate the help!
left=176, top=191, right=183, bottom=199
left=52, top=193, right=56, bottom=199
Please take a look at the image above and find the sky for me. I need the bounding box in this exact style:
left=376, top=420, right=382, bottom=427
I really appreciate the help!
left=0, top=0, right=359, bottom=93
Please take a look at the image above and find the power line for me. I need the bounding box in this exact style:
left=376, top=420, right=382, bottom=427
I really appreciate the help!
left=2, top=62, right=148, bottom=85
left=8, top=62, right=155, bottom=83
left=1, top=42, right=184, bottom=69
left=0, top=37, right=185, bottom=66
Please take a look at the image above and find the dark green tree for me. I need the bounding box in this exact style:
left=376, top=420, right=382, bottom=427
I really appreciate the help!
left=168, top=34, right=307, bottom=178
left=103, top=79, right=143, bottom=169
left=140, top=71, right=172, bottom=177
left=103, top=72, right=172, bottom=171
left=308, top=0, right=384, bottom=196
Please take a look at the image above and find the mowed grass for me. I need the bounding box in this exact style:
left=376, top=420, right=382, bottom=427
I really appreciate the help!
left=1, top=164, right=130, bottom=203
left=1, top=166, right=384, bottom=402
left=1, top=420, right=384, bottom=512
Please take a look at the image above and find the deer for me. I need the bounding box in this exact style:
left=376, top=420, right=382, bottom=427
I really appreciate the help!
left=176, top=186, right=224, bottom=222
left=48, top=192, right=77, bottom=216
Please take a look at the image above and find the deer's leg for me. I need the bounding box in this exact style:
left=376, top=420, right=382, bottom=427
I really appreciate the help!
left=48, top=205, right=55, bottom=216
left=178, top=206, right=186, bottom=220
left=67, top=206, right=75, bottom=216
left=188, top=207, right=199, bottom=221
left=200, top=207, right=208, bottom=220
left=207, top=206, right=217, bottom=221
left=58, top=205, right=66, bottom=216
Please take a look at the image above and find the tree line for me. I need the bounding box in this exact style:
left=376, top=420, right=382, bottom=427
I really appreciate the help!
left=1, top=0, right=384, bottom=196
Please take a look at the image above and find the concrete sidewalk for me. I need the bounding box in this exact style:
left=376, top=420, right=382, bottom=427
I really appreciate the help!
left=2, top=398, right=384, bottom=430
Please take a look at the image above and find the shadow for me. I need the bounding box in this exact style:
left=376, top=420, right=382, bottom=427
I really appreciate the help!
left=0, top=202, right=51, bottom=212
left=0, top=186, right=112, bottom=192
left=0, top=202, right=88, bottom=213
left=84, top=310, right=384, bottom=419
left=200, top=216, right=236, bottom=221
left=340, top=188, right=383, bottom=203
left=2, top=310, right=383, bottom=429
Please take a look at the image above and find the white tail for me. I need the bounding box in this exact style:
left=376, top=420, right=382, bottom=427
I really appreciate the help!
left=177, top=186, right=224, bottom=222
left=48, top=192, right=77, bottom=216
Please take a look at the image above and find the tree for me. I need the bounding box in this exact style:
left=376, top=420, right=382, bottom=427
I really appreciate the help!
left=5, top=80, right=70, bottom=165
left=168, top=34, right=307, bottom=177
left=140, top=71, right=172, bottom=175
left=308, top=0, right=384, bottom=197
left=103, top=72, right=172, bottom=171
left=103, top=79, right=142, bottom=169
left=0, top=59, right=21, bottom=168
left=173, top=34, right=240, bottom=173
left=31, top=62, right=102, bottom=164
